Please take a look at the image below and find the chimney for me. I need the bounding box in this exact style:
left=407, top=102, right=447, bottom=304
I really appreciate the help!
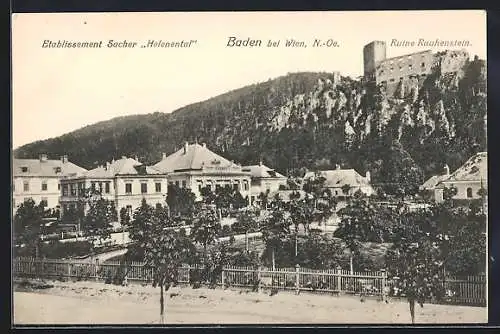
left=202, top=143, right=206, bottom=148
left=184, top=142, right=189, bottom=154
left=60, top=155, right=68, bottom=163
left=259, top=159, right=263, bottom=166
left=106, top=162, right=110, bottom=170
left=335, top=164, right=341, bottom=170
left=443, top=164, right=450, bottom=175
left=121, top=156, right=126, bottom=159
left=162, top=153, right=166, bottom=160
left=365, top=171, right=371, bottom=182
left=39, top=154, right=48, bottom=162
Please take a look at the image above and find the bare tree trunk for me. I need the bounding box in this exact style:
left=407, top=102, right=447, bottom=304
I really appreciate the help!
left=272, top=249, right=275, bottom=271
left=295, top=234, right=298, bottom=257
left=245, top=231, right=249, bottom=252
left=409, top=299, right=415, bottom=324
left=160, top=284, right=165, bottom=324
left=349, top=252, right=354, bottom=275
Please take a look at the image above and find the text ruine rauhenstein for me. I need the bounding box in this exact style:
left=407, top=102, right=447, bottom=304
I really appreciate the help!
left=41, top=39, right=198, bottom=48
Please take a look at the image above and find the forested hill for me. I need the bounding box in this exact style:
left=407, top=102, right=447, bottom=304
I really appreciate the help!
left=14, top=57, right=486, bottom=193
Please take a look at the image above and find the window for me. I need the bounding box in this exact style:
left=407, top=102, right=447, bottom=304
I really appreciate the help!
left=141, top=183, right=148, bottom=194
left=23, top=181, right=29, bottom=192
left=233, top=183, right=239, bottom=191
left=126, top=205, right=132, bottom=215
left=62, top=184, right=68, bottom=196
left=58, top=184, right=60, bottom=190
left=421, top=62, right=425, bottom=67
left=182, top=180, right=187, bottom=188
left=78, top=183, right=85, bottom=196
left=409, top=64, right=413, bottom=70
left=467, top=187, right=473, bottom=198
left=175, top=181, right=179, bottom=187
left=41, top=197, right=48, bottom=206
left=91, top=182, right=96, bottom=192
left=125, top=183, right=132, bottom=194
left=54, top=167, right=61, bottom=173
left=243, top=181, right=249, bottom=191
left=21, top=167, right=28, bottom=173
left=105, top=182, right=110, bottom=194
left=155, top=182, right=162, bottom=193
left=70, top=184, right=76, bottom=196
left=389, top=78, right=395, bottom=82
left=98, top=182, right=103, bottom=192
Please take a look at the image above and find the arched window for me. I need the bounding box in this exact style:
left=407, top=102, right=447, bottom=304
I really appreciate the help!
left=466, top=187, right=473, bottom=198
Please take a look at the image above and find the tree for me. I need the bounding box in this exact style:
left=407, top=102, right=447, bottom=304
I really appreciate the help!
left=335, top=197, right=396, bottom=273
left=260, top=197, right=291, bottom=269
left=191, top=208, right=221, bottom=263
left=200, top=186, right=217, bottom=206
left=232, top=211, right=258, bottom=251
left=166, top=184, right=196, bottom=219
left=81, top=189, right=117, bottom=247
left=287, top=197, right=315, bottom=256
left=119, top=207, right=131, bottom=227
left=341, top=184, right=351, bottom=196
left=385, top=206, right=447, bottom=324
left=303, top=171, right=327, bottom=208
left=139, top=208, right=195, bottom=323
left=14, top=198, right=45, bottom=258
left=297, top=233, right=344, bottom=269
left=258, top=190, right=270, bottom=209
left=379, top=143, right=424, bottom=199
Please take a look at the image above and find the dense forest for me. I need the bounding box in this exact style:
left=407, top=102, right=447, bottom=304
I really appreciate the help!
left=14, top=55, right=486, bottom=190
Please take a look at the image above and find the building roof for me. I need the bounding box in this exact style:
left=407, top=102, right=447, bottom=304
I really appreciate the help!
left=84, top=156, right=162, bottom=178
left=441, top=152, right=487, bottom=184
left=153, top=143, right=242, bottom=173
left=303, top=169, right=371, bottom=188
left=13, top=156, right=87, bottom=178
left=420, top=174, right=450, bottom=190
left=242, top=164, right=286, bottom=179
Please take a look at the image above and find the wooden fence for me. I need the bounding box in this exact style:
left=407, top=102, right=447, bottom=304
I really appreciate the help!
left=13, top=257, right=486, bottom=307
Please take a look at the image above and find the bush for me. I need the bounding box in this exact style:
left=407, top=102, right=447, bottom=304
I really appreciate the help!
left=14, top=241, right=94, bottom=259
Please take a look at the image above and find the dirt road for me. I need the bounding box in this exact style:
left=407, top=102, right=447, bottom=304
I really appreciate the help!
left=13, top=280, right=487, bottom=325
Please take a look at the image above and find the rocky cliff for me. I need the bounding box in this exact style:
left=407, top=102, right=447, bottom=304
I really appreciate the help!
left=14, top=55, right=486, bottom=193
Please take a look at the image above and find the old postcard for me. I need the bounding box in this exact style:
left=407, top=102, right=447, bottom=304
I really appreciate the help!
left=11, top=10, right=487, bottom=325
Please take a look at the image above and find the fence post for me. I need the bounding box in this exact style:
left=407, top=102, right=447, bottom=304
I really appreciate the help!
left=257, top=266, right=262, bottom=293
left=221, top=266, right=225, bottom=288
left=295, top=264, right=300, bottom=295
left=336, top=266, right=342, bottom=295
left=381, top=269, right=387, bottom=301
left=95, top=259, right=99, bottom=282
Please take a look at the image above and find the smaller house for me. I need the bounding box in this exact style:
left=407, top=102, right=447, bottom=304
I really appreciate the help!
left=435, top=152, right=487, bottom=203
left=242, top=162, right=288, bottom=205
left=12, top=154, right=87, bottom=214
left=420, top=165, right=451, bottom=201
left=303, top=165, right=374, bottom=197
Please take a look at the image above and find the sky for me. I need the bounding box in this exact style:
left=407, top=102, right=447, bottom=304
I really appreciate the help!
left=11, top=10, right=486, bottom=149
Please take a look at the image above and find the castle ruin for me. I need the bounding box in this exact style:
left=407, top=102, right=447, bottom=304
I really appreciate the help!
left=363, top=40, right=469, bottom=96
